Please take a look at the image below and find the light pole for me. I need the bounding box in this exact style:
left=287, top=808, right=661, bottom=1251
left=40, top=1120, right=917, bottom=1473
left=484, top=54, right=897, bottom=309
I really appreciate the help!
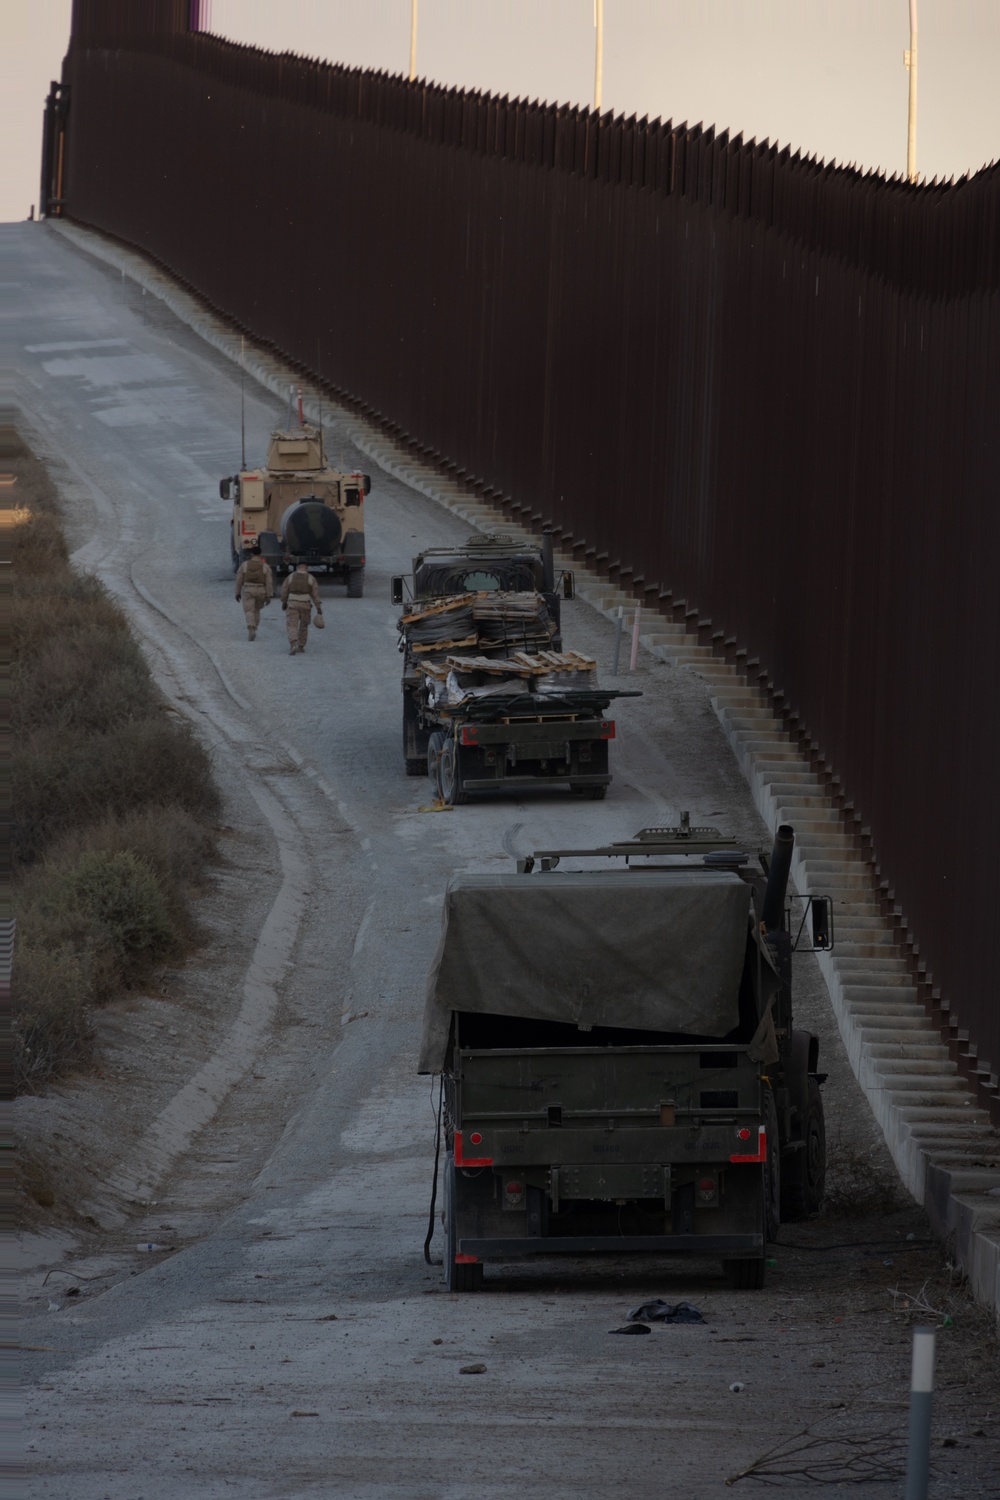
left=904, top=0, right=918, bottom=182
left=594, top=0, right=604, bottom=113
left=409, top=0, right=418, bottom=82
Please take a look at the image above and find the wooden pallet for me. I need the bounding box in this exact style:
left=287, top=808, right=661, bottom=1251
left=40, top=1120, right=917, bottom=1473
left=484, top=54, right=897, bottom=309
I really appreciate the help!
left=446, top=654, right=534, bottom=677
left=509, top=650, right=597, bottom=674
left=444, top=649, right=597, bottom=677
left=411, top=634, right=479, bottom=655
left=401, top=593, right=476, bottom=626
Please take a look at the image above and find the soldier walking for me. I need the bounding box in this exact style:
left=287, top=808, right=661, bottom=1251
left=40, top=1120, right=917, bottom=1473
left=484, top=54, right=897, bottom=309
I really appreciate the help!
left=234, top=543, right=273, bottom=640
left=281, top=561, right=323, bottom=655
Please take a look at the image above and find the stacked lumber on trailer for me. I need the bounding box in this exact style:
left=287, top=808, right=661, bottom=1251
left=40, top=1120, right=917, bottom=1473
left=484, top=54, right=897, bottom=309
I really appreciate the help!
left=473, top=590, right=554, bottom=646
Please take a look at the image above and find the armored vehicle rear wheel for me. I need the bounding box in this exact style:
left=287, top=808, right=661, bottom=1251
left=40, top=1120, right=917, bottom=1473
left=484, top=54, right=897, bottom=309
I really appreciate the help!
left=347, top=567, right=364, bottom=599
left=438, top=739, right=467, bottom=806
left=723, top=1256, right=766, bottom=1290
left=444, top=1155, right=483, bottom=1293
left=230, top=527, right=240, bottom=573
left=571, top=784, right=607, bottom=799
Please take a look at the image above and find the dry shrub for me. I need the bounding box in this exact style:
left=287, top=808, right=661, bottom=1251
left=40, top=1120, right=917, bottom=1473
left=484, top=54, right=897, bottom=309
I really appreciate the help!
left=12, top=941, right=95, bottom=1091
left=11, top=431, right=222, bottom=1093
left=824, top=1144, right=904, bottom=1218
left=14, top=623, right=159, bottom=738
left=13, top=814, right=217, bottom=1091
left=14, top=714, right=219, bottom=865
left=12, top=573, right=136, bottom=670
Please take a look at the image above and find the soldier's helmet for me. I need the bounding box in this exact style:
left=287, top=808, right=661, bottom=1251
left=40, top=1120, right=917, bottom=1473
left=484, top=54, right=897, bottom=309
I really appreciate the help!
left=249, top=543, right=262, bottom=556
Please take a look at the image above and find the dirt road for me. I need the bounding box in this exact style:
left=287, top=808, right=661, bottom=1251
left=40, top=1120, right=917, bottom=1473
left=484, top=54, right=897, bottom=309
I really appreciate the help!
left=13, top=223, right=998, bottom=1499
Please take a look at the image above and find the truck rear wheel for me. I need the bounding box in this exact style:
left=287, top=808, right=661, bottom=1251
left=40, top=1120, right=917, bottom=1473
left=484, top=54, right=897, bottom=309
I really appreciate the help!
left=445, top=1155, right=483, bottom=1293
left=346, top=567, right=364, bottom=599
left=781, top=1078, right=826, bottom=1220
left=404, top=696, right=428, bottom=776
left=723, top=1256, right=766, bottom=1290
left=438, top=740, right=467, bottom=806
left=427, top=731, right=445, bottom=789
left=763, top=1086, right=781, bottom=1243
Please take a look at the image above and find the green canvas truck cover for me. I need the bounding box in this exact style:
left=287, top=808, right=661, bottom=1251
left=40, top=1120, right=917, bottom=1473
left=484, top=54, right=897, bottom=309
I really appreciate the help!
left=418, top=869, right=750, bottom=1072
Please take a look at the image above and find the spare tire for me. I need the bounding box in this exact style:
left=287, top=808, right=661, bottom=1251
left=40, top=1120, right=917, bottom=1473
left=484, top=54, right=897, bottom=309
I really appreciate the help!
left=281, top=497, right=342, bottom=555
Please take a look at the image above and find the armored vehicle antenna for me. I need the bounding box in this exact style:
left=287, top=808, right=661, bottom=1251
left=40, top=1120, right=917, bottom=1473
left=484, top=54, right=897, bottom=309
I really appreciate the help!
left=240, top=335, right=246, bottom=471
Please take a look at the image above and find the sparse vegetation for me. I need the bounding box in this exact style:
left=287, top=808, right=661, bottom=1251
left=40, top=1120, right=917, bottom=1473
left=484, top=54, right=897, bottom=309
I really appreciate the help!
left=8, top=425, right=221, bottom=1090
left=824, top=1141, right=904, bottom=1218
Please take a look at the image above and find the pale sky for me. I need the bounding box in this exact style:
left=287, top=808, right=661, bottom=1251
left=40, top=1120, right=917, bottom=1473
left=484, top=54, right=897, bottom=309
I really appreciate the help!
left=3, top=1, right=998, bottom=222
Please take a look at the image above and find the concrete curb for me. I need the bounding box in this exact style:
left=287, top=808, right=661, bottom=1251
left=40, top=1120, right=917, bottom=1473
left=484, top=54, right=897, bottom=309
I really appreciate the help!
left=47, top=219, right=1000, bottom=1321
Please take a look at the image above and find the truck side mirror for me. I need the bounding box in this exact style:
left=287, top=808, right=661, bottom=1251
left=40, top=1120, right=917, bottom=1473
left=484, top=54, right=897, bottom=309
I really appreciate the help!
left=561, top=570, right=576, bottom=600
left=219, top=477, right=231, bottom=500
left=363, top=474, right=372, bottom=495
left=390, top=576, right=405, bottom=606
left=811, top=896, right=832, bottom=950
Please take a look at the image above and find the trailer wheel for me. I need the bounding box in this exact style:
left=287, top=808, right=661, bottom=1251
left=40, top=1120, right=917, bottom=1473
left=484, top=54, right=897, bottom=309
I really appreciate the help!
left=230, top=527, right=240, bottom=574
left=571, top=784, right=607, bottom=800
left=439, top=740, right=467, bottom=806
left=346, top=567, right=364, bottom=599
left=723, top=1256, right=766, bottom=1290
left=404, top=696, right=428, bottom=776
left=781, top=1078, right=826, bottom=1220
left=444, top=1155, right=483, bottom=1293
left=763, top=1086, right=781, bottom=1243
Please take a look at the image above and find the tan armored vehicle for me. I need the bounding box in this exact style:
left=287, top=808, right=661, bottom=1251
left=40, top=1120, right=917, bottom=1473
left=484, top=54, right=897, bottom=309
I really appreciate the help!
left=220, top=424, right=371, bottom=596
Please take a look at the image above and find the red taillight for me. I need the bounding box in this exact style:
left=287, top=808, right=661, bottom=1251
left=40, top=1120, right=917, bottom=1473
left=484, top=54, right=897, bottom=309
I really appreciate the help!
left=460, top=725, right=479, bottom=746
left=736, top=1127, right=751, bottom=1141
left=730, top=1125, right=767, bottom=1164
left=600, top=721, right=616, bottom=740
left=469, top=1132, right=483, bottom=1146
left=454, top=1131, right=493, bottom=1168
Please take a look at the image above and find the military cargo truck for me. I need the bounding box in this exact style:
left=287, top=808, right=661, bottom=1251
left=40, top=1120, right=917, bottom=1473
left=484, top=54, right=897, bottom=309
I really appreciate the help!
left=419, top=820, right=832, bottom=1290
left=220, top=424, right=371, bottom=595
left=392, top=533, right=636, bottom=801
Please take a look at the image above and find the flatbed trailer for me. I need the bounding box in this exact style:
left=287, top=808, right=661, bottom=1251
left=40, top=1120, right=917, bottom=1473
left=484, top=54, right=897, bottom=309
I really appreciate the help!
left=416, top=684, right=634, bottom=804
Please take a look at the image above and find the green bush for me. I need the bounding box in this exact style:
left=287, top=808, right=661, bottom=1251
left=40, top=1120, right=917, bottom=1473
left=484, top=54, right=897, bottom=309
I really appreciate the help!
left=45, top=807, right=216, bottom=938
left=23, top=849, right=179, bottom=991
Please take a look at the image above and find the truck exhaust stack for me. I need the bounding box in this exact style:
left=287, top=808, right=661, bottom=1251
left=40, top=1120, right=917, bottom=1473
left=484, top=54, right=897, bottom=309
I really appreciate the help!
left=761, top=823, right=794, bottom=933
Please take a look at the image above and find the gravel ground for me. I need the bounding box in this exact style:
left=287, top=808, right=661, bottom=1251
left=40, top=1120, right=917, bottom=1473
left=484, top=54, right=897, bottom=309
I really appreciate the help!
left=13, top=221, right=999, bottom=1499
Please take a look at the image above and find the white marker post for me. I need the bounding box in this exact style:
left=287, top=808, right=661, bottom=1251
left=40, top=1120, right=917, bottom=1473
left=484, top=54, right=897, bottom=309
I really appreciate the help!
left=409, top=0, right=418, bottom=82
left=905, top=1326, right=936, bottom=1500
left=629, top=605, right=641, bottom=672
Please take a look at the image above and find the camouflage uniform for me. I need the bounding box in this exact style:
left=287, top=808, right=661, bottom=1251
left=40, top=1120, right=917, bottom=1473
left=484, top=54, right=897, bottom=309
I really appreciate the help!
left=281, top=568, right=322, bottom=654
left=234, top=554, right=274, bottom=639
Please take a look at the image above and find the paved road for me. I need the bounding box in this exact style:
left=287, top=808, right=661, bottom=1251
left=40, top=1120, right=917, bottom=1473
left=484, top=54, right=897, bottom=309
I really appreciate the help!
left=14, top=224, right=997, bottom=1499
